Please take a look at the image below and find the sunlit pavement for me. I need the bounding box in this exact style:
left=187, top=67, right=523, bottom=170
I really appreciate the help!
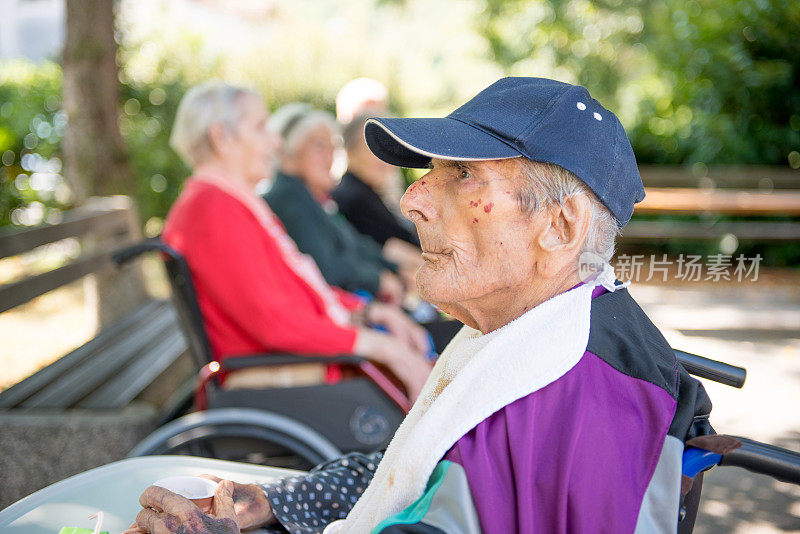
left=631, top=280, right=800, bottom=533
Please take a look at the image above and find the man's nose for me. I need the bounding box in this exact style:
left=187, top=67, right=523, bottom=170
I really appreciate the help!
left=400, top=176, right=436, bottom=223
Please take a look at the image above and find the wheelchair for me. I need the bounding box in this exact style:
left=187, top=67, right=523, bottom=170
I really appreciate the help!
left=114, top=237, right=412, bottom=471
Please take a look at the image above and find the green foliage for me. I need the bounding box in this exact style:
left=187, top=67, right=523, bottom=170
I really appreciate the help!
left=632, top=0, right=800, bottom=165
left=476, top=0, right=800, bottom=167
left=0, top=60, right=69, bottom=227
left=119, top=81, right=190, bottom=232
left=0, top=59, right=190, bottom=232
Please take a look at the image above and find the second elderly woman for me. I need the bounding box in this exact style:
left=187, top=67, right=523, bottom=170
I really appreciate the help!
left=264, top=103, right=410, bottom=305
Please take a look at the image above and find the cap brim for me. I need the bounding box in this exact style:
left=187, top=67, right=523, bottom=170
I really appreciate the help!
left=364, top=117, right=522, bottom=168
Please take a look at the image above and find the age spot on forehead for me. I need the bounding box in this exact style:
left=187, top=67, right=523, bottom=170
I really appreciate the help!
left=473, top=217, right=479, bottom=224
left=483, top=202, right=494, bottom=213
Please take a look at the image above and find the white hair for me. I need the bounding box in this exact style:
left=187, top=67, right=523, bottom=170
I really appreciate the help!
left=335, top=77, right=388, bottom=123
left=169, top=82, right=258, bottom=168
left=517, top=159, right=620, bottom=262
left=269, top=103, right=340, bottom=156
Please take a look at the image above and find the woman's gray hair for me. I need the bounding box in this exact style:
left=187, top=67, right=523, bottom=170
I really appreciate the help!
left=517, top=159, right=620, bottom=262
left=169, top=82, right=258, bottom=168
left=269, top=103, right=340, bottom=156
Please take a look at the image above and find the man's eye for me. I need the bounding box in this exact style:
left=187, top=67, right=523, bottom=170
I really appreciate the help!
left=459, top=169, right=470, bottom=179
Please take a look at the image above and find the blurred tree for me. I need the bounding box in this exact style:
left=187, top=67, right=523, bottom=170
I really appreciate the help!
left=62, top=0, right=133, bottom=202
left=62, top=0, right=147, bottom=327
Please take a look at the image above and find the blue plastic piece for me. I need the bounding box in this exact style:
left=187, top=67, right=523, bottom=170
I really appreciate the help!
left=682, top=447, right=722, bottom=478
left=354, top=289, right=374, bottom=302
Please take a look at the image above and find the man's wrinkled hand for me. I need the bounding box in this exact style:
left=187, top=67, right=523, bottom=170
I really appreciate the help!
left=125, top=480, right=240, bottom=534
left=199, top=475, right=274, bottom=530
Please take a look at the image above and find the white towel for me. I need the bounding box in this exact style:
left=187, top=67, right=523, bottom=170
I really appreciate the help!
left=325, top=267, right=622, bottom=533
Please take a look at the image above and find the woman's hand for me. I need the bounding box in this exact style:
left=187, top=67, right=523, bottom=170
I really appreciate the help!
left=377, top=271, right=405, bottom=305
left=382, top=238, right=424, bottom=273
left=367, top=302, right=430, bottom=355
left=124, top=480, right=241, bottom=534
left=354, top=329, right=433, bottom=402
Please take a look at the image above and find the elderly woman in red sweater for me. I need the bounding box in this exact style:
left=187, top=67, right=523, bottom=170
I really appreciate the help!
left=162, top=82, right=432, bottom=398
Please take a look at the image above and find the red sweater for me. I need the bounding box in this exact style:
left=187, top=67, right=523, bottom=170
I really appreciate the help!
left=163, top=179, right=360, bottom=362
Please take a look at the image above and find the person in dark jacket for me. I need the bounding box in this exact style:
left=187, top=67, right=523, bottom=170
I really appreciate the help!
left=333, top=112, right=421, bottom=249
left=264, top=104, right=406, bottom=305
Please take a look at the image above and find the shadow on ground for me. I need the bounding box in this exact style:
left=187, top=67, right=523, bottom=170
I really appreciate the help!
left=694, top=432, right=800, bottom=533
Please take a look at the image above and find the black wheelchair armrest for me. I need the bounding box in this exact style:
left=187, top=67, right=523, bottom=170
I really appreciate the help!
left=720, top=437, right=800, bottom=485
left=220, top=354, right=366, bottom=371
left=215, top=353, right=412, bottom=413
left=112, top=237, right=164, bottom=265
left=112, top=237, right=186, bottom=266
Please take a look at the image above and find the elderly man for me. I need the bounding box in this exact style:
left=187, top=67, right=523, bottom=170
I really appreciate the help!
left=127, top=78, right=712, bottom=534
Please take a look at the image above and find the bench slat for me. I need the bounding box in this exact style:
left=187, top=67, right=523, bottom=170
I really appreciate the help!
left=0, top=206, right=130, bottom=261
left=622, top=220, right=800, bottom=242
left=20, top=304, right=178, bottom=409
left=0, top=300, right=165, bottom=408
left=0, top=250, right=117, bottom=314
left=79, top=326, right=187, bottom=409
left=635, top=188, right=800, bottom=216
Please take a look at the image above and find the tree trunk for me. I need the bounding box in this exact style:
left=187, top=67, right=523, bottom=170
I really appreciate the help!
left=62, top=0, right=148, bottom=327
left=62, top=0, right=133, bottom=201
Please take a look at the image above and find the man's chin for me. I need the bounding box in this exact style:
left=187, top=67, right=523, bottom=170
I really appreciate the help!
left=416, top=271, right=451, bottom=307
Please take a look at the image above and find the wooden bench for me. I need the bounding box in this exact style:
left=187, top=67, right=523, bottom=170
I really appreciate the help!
left=622, top=166, right=800, bottom=244
left=0, top=196, right=193, bottom=507
left=0, top=196, right=192, bottom=413
left=0, top=300, right=187, bottom=411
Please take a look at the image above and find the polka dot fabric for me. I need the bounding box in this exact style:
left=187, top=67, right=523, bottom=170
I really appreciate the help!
left=260, top=451, right=383, bottom=533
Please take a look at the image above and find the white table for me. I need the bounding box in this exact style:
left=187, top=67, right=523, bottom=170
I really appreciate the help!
left=0, top=456, right=299, bottom=533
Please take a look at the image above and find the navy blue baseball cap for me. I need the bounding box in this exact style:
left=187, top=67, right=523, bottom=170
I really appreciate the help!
left=364, top=77, right=645, bottom=226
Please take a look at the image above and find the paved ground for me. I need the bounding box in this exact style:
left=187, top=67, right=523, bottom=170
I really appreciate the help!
left=631, top=279, right=800, bottom=533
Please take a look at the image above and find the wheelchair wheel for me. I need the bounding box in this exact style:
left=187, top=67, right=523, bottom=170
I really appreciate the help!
left=128, top=408, right=342, bottom=471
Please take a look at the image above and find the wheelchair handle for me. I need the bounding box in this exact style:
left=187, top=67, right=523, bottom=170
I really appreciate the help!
left=674, top=349, right=746, bottom=388
left=720, top=437, right=800, bottom=485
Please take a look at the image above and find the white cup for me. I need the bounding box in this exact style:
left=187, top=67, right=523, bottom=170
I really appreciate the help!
left=153, top=476, right=218, bottom=513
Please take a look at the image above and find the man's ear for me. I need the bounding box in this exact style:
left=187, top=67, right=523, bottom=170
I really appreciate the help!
left=534, top=194, right=591, bottom=277
left=280, top=150, right=298, bottom=175
left=207, top=123, right=229, bottom=156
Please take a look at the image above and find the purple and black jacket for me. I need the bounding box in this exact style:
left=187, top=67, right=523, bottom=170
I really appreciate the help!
left=262, top=287, right=713, bottom=533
